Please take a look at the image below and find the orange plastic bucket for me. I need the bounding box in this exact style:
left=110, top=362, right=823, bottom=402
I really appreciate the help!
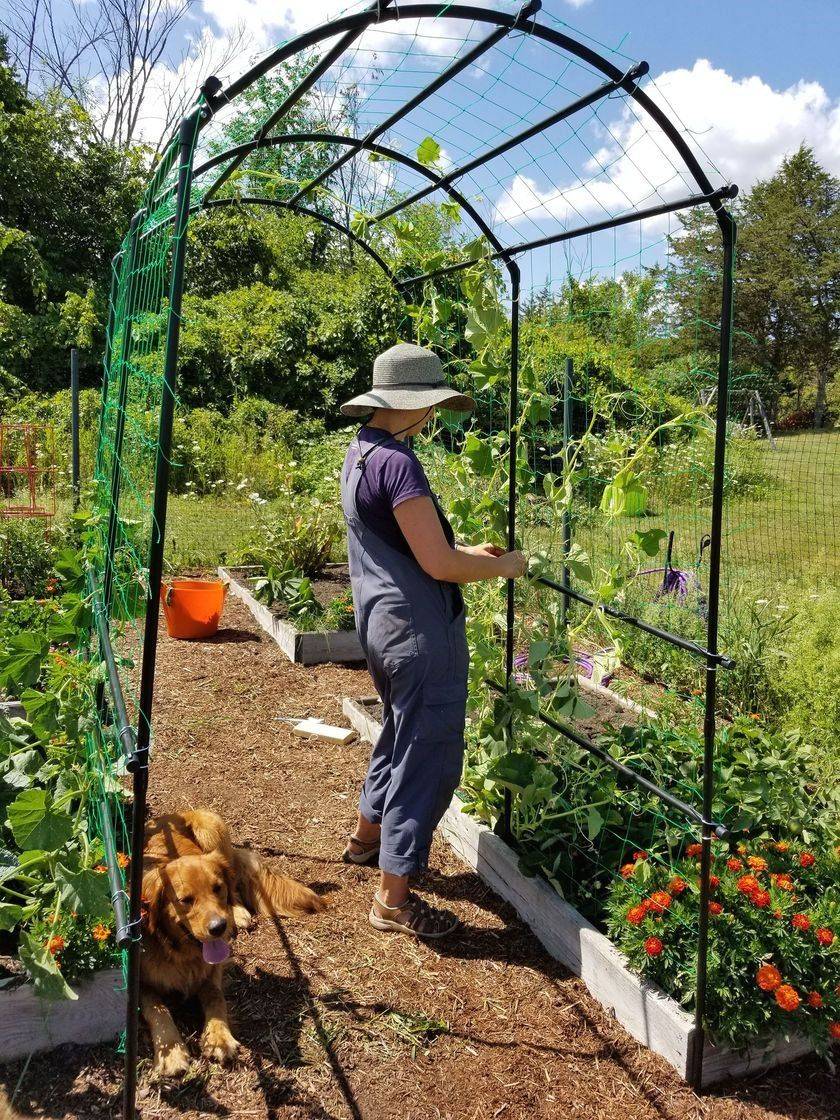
left=160, top=579, right=228, bottom=640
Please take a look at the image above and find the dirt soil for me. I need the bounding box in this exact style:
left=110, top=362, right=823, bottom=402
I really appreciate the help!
left=1, top=597, right=836, bottom=1120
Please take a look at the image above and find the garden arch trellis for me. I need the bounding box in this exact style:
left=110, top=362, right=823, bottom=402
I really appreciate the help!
left=88, top=4, right=738, bottom=1115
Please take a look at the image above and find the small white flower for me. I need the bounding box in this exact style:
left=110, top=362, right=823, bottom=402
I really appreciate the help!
left=754, top=599, right=768, bottom=606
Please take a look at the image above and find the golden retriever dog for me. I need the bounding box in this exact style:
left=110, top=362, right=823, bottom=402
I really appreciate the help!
left=141, top=809, right=325, bottom=1079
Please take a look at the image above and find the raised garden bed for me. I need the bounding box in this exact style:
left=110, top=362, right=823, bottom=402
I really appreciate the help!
left=219, top=564, right=364, bottom=666
left=0, top=968, right=125, bottom=1062
left=341, top=695, right=813, bottom=1088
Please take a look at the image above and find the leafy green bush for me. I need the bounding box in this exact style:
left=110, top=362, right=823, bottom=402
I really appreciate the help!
left=606, top=841, right=840, bottom=1052
left=0, top=520, right=64, bottom=598
left=243, top=498, right=338, bottom=577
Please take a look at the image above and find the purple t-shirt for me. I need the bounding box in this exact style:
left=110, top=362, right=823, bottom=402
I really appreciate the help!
left=343, top=427, right=433, bottom=556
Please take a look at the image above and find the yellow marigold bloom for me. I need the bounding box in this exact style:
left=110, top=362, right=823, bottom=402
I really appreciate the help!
left=92, top=923, right=111, bottom=943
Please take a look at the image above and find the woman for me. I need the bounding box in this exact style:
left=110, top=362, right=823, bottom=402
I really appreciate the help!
left=339, top=342, right=527, bottom=939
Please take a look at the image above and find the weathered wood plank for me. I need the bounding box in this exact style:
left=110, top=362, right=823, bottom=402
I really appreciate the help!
left=0, top=968, right=125, bottom=1062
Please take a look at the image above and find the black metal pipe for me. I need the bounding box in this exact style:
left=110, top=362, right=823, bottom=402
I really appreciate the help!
left=287, top=0, right=541, bottom=207
left=688, top=213, right=737, bottom=1094
left=102, top=209, right=145, bottom=620
left=398, top=185, right=738, bottom=289
left=88, top=568, right=138, bottom=768
left=94, top=250, right=125, bottom=482
left=534, top=574, right=734, bottom=668
left=122, top=109, right=201, bottom=1120
left=501, top=262, right=522, bottom=842
left=561, top=357, right=573, bottom=625
left=70, top=348, right=80, bottom=509
left=372, top=61, right=648, bottom=225
left=485, top=679, right=727, bottom=837
left=202, top=0, right=397, bottom=204
left=95, top=784, right=132, bottom=948
left=199, top=196, right=399, bottom=283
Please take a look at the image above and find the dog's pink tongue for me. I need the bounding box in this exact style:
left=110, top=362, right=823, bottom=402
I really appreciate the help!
left=202, top=939, right=230, bottom=964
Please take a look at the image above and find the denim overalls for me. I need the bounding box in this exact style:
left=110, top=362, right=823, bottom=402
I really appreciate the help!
left=341, top=432, right=469, bottom=876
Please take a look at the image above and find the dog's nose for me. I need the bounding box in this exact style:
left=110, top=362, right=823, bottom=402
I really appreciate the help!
left=207, top=916, right=227, bottom=937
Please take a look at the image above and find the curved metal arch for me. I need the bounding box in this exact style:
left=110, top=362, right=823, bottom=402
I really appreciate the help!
left=198, top=3, right=733, bottom=234
left=192, top=132, right=513, bottom=278
left=196, top=196, right=401, bottom=288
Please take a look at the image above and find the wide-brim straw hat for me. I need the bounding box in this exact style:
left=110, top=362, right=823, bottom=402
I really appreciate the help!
left=340, top=342, right=475, bottom=417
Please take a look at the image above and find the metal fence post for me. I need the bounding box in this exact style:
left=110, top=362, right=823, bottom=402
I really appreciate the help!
left=122, top=108, right=203, bottom=1120
left=70, top=349, right=80, bottom=509
left=502, top=261, right=521, bottom=842
left=689, top=211, right=737, bottom=1092
left=561, top=356, right=573, bottom=625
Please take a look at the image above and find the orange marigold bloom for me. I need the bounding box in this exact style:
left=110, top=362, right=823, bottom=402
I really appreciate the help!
left=726, top=857, right=743, bottom=872
left=92, top=923, right=111, bottom=943
left=633, top=851, right=648, bottom=862
left=752, top=889, right=771, bottom=909
left=747, top=856, right=768, bottom=872
left=816, top=928, right=835, bottom=947
left=686, top=843, right=702, bottom=858
left=772, top=908, right=783, bottom=920
left=116, top=852, right=130, bottom=869
left=771, top=873, right=794, bottom=891
left=829, top=1022, right=840, bottom=1041
left=799, top=852, right=815, bottom=869
left=626, top=905, right=646, bottom=926
left=737, top=875, right=761, bottom=895
left=756, top=964, right=782, bottom=992
left=620, top=863, right=636, bottom=879
left=648, top=891, right=672, bottom=914
left=807, top=992, right=824, bottom=1009
left=791, top=913, right=812, bottom=932
left=46, top=935, right=65, bottom=955
left=668, top=877, right=688, bottom=895
left=774, top=841, right=790, bottom=853
left=94, top=864, right=107, bottom=874
left=775, top=984, right=800, bottom=1012
left=709, top=874, right=720, bottom=889
left=644, top=936, right=664, bottom=957
left=708, top=901, right=723, bottom=916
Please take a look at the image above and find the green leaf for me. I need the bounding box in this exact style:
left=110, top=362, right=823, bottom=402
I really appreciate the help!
left=485, top=751, right=536, bottom=790
left=21, top=690, right=59, bottom=737
left=19, top=931, right=78, bottom=1001
left=416, top=136, right=441, bottom=167
left=586, top=806, right=605, bottom=841
left=6, top=789, right=74, bottom=853
left=565, top=544, right=592, bottom=585
left=0, top=632, right=49, bottom=693
left=463, top=433, right=494, bottom=477
left=55, top=862, right=111, bottom=918
left=631, top=528, right=669, bottom=557
left=440, top=199, right=461, bottom=224
left=0, top=902, right=26, bottom=931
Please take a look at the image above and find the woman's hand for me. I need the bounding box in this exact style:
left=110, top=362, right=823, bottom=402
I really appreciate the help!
left=458, top=543, right=505, bottom=558
left=495, top=550, right=528, bottom=579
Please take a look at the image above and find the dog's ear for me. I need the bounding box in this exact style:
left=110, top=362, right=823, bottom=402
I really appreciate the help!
left=141, top=866, right=165, bottom=935
left=206, top=850, right=237, bottom=900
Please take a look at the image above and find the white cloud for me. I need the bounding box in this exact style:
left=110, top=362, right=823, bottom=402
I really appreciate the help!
left=493, top=59, right=840, bottom=231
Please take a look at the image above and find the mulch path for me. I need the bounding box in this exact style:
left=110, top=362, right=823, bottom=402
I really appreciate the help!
left=1, top=597, right=837, bottom=1119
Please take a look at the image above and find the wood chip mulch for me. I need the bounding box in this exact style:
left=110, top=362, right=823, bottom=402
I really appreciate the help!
left=1, top=597, right=836, bottom=1119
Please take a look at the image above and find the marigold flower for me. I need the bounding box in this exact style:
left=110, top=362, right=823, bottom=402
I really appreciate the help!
left=648, top=891, right=672, bottom=915
left=791, top=913, right=811, bottom=932
left=816, top=927, right=835, bottom=947
left=620, top=863, right=636, bottom=879
left=829, top=1022, right=840, bottom=1041
left=644, top=936, right=664, bottom=957
left=709, top=874, right=720, bottom=889
left=92, top=923, right=111, bottom=943
left=772, top=909, right=783, bottom=920
left=756, top=964, right=782, bottom=991
left=632, top=851, right=648, bottom=862
left=94, top=864, right=107, bottom=874
left=747, top=856, right=768, bottom=872
left=737, top=875, right=761, bottom=895
left=799, top=852, right=815, bottom=869
left=686, top=843, right=702, bottom=858
left=775, top=984, right=800, bottom=1012
left=46, top=935, right=65, bottom=955
left=807, top=992, right=824, bottom=1009
left=708, top=901, right=723, bottom=916
left=117, top=852, right=130, bottom=869
left=751, top=889, right=771, bottom=909
left=771, top=873, right=794, bottom=891
left=774, top=841, right=790, bottom=853
left=668, top=877, right=687, bottom=895
left=626, top=905, right=646, bottom=926
left=726, top=858, right=743, bottom=872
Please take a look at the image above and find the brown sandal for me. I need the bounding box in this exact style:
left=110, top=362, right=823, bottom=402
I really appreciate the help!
left=369, top=892, right=460, bottom=939
left=341, top=834, right=380, bottom=865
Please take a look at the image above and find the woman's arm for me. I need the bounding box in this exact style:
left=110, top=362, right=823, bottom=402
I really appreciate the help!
left=394, top=496, right=526, bottom=583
